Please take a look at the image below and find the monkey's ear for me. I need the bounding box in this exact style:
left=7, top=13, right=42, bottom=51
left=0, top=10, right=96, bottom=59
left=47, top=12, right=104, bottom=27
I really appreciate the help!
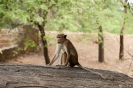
left=64, top=35, right=67, bottom=39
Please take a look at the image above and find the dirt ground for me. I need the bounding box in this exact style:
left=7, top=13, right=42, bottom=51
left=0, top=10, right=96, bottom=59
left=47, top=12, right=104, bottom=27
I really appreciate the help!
left=7, top=31, right=133, bottom=77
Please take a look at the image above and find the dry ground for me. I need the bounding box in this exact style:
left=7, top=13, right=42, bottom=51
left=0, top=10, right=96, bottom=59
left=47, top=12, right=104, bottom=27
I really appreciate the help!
left=7, top=31, right=133, bottom=77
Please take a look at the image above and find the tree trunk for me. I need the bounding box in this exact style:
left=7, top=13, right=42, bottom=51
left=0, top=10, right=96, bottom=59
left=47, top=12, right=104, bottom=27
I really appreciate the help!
left=119, top=26, right=124, bottom=59
left=37, top=24, right=50, bottom=64
left=119, top=0, right=128, bottom=59
left=98, top=25, right=104, bottom=62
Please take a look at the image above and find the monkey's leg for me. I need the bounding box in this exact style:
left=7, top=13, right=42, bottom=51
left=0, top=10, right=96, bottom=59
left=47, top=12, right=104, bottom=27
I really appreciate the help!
left=60, top=52, right=67, bottom=65
left=69, top=55, right=78, bottom=67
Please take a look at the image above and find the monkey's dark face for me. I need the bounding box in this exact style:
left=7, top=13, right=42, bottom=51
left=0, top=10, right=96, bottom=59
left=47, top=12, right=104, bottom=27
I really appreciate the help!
left=56, top=34, right=67, bottom=44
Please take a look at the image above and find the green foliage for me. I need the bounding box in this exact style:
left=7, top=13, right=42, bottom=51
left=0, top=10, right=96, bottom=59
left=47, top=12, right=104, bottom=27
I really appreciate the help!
left=77, top=34, right=91, bottom=45
left=43, top=35, right=55, bottom=46
left=0, top=0, right=133, bottom=34
left=12, top=50, right=18, bottom=57
left=98, top=31, right=104, bottom=44
left=24, top=39, right=36, bottom=50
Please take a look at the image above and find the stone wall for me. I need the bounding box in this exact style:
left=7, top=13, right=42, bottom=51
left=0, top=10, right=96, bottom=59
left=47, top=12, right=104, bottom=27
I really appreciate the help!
left=0, top=25, right=40, bottom=61
left=17, top=25, right=40, bottom=54
left=0, top=45, right=18, bottom=61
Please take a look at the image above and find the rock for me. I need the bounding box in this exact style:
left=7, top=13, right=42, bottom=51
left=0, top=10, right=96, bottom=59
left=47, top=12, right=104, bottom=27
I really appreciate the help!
left=0, top=79, right=7, bottom=88
left=0, top=63, right=133, bottom=88
left=0, top=45, right=18, bottom=61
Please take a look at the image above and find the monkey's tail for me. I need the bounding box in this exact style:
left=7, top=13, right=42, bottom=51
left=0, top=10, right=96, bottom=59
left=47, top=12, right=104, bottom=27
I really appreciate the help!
left=77, top=63, right=106, bottom=80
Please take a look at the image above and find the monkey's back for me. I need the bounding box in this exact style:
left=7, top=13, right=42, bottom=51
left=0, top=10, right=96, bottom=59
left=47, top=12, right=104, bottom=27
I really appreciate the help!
left=65, top=39, right=78, bottom=57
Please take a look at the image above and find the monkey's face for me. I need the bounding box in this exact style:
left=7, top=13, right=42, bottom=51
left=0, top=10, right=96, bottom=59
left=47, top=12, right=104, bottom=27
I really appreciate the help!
left=56, top=34, right=67, bottom=44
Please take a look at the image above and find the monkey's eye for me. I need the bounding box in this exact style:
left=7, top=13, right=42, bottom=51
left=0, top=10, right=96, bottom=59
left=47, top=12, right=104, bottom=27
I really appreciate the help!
left=57, top=37, right=61, bottom=38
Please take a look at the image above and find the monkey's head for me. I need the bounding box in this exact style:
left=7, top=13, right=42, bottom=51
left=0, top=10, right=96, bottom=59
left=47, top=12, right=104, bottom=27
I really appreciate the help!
left=56, top=34, right=67, bottom=44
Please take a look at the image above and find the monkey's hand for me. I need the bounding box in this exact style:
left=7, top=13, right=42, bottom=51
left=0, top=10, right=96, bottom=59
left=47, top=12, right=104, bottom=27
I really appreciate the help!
left=47, top=64, right=51, bottom=66
left=56, top=65, right=66, bottom=68
left=64, top=63, right=68, bottom=66
left=62, top=65, right=67, bottom=67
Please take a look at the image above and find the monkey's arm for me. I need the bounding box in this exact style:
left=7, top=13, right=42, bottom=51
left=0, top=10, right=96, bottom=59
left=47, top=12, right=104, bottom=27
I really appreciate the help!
left=49, top=44, right=62, bottom=65
left=65, top=52, right=70, bottom=66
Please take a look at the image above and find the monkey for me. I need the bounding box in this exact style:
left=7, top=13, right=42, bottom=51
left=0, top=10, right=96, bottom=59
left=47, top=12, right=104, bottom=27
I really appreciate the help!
left=48, top=34, right=111, bottom=80
left=49, top=34, right=79, bottom=67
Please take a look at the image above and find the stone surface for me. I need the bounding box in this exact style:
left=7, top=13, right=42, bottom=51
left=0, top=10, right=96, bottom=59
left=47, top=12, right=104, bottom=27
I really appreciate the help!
left=0, top=63, right=133, bottom=88
left=0, top=45, right=18, bottom=61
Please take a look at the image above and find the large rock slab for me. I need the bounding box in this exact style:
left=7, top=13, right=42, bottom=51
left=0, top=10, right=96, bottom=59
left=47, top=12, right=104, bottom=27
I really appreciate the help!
left=0, top=45, right=18, bottom=61
left=0, top=63, right=133, bottom=88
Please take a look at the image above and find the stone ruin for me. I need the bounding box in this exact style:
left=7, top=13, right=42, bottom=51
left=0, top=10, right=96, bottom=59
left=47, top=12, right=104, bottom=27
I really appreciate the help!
left=0, top=25, right=40, bottom=62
